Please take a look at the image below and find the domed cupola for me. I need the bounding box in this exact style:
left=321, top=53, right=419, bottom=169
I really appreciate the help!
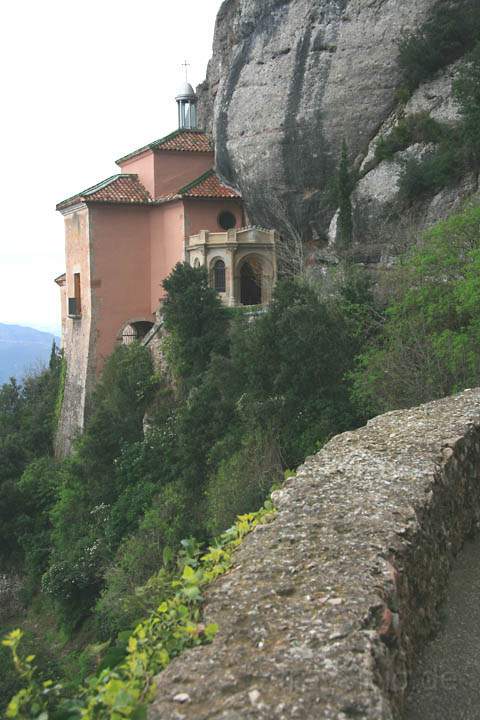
left=176, top=80, right=198, bottom=130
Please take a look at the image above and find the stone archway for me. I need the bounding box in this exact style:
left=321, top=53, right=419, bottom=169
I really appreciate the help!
left=120, top=320, right=154, bottom=345
left=240, top=257, right=263, bottom=305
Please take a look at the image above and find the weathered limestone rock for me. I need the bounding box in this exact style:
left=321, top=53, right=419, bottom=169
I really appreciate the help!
left=149, top=389, right=480, bottom=719
left=198, top=0, right=438, bottom=240
left=199, top=1, right=478, bottom=261
left=350, top=60, right=479, bottom=266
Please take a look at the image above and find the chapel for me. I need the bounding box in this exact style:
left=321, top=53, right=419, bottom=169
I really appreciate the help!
left=54, top=80, right=277, bottom=454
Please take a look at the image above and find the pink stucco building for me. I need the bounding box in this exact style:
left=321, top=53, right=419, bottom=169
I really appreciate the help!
left=55, top=84, right=276, bottom=455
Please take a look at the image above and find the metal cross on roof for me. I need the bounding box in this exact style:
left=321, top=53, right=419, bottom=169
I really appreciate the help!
left=181, top=60, right=190, bottom=82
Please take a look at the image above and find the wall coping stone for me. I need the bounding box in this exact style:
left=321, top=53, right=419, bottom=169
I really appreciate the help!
left=149, top=389, right=480, bottom=720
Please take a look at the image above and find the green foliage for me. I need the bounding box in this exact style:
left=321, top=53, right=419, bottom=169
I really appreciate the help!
left=352, top=203, right=480, bottom=413
left=225, top=277, right=368, bottom=469
left=336, top=140, right=354, bottom=246
left=206, top=431, right=282, bottom=535
left=0, top=624, right=63, bottom=720
left=42, top=343, right=157, bottom=627
left=394, top=42, right=480, bottom=201
left=375, top=113, right=448, bottom=162
left=398, top=0, right=480, bottom=92
left=0, top=346, right=62, bottom=569
left=162, top=263, right=228, bottom=388
left=454, top=41, right=480, bottom=163
left=0, top=260, right=375, bottom=714
left=3, top=505, right=275, bottom=719
left=53, top=353, right=67, bottom=432
left=16, top=458, right=61, bottom=597
left=1, top=629, right=63, bottom=719
left=94, top=483, right=191, bottom=640
left=398, top=144, right=465, bottom=201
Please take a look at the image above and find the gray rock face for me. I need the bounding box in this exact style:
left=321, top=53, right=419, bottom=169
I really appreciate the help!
left=149, top=388, right=480, bottom=719
left=199, top=0, right=437, bottom=241
left=199, top=0, right=478, bottom=260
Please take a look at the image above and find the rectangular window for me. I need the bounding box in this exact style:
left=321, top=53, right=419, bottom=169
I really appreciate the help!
left=68, top=273, right=82, bottom=317
left=74, top=273, right=81, bottom=315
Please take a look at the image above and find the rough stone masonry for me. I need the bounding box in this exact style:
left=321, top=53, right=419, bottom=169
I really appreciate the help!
left=149, top=388, right=480, bottom=719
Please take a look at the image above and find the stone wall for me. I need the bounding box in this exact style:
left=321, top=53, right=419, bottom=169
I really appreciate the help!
left=149, top=389, right=480, bottom=719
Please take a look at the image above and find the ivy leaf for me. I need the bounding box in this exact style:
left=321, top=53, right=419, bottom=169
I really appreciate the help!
left=204, top=623, right=219, bottom=641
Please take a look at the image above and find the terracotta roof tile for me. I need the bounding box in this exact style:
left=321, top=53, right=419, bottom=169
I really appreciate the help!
left=85, top=175, right=151, bottom=203
left=57, top=174, right=152, bottom=210
left=180, top=169, right=241, bottom=198
left=153, top=130, right=213, bottom=153
left=116, top=130, right=213, bottom=164
left=57, top=169, right=240, bottom=212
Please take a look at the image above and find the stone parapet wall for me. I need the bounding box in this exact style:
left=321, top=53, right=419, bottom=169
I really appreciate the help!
left=149, top=389, right=480, bottom=719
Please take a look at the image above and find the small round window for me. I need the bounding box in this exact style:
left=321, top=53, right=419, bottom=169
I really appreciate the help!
left=218, top=211, right=237, bottom=231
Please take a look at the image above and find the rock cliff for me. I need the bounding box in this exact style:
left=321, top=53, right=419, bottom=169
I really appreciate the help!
left=198, top=0, right=479, bottom=266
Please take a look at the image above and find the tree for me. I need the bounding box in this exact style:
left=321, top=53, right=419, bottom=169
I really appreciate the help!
left=162, top=263, right=228, bottom=388
left=398, top=0, right=480, bottom=91
left=226, top=278, right=366, bottom=468
left=0, top=351, right=63, bottom=569
left=43, top=343, right=156, bottom=626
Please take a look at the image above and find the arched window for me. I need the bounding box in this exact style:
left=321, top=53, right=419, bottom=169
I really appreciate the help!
left=213, top=259, right=226, bottom=293
left=193, top=258, right=200, bottom=268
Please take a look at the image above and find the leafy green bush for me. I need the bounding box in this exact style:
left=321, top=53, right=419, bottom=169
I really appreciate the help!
left=206, top=431, right=282, bottom=536
left=352, top=203, right=480, bottom=413
left=393, top=40, right=480, bottom=201
left=0, top=626, right=63, bottom=719
left=94, top=483, right=191, bottom=639
left=225, top=277, right=368, bottom=468
left=43, top=343, right=157, bottom=626
left=375, top=114, right=447, bottom=162
left=399, top=0, right=480, bottom=92
left=15, top=458, right=61, bottom=598
left=454, top=41, right=480, bottom=162
left=162, top=263, right=228, bottom=388
left=0, top=346, right=62, bottom=569
left=398, top=144, right=465, bottom=201
left=3, top=505, right=275, bottom=719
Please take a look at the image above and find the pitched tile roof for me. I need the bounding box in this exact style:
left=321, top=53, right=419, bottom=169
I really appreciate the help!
left=157, top=170, right=241, bottom=203
left=116, top=130, right=213, bottom=164
left=180, top=169, right=241, bottom=198
left=56, top=174, right=152, bottom=210
left=57, top=169, right=240, bottom=212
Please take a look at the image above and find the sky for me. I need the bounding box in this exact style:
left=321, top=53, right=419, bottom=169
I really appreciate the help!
left=0, top=0, right=223, bottom=335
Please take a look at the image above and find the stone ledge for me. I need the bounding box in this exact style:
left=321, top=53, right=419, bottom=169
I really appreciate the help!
left=149, top=389, right=480, bottom=720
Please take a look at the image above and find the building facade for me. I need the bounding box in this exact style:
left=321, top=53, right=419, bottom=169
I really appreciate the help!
left=55, top=85, right=277, bottom=455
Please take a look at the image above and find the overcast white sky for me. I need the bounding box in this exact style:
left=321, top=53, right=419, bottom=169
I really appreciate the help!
left=0, top=0, right=222, bottom=334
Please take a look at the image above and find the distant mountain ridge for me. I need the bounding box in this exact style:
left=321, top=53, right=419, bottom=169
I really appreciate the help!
left=0, top=323, right=59, bottom=385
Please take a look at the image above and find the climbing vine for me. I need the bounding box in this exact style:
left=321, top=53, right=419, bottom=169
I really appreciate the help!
left=3, top=502, right=276, bottom=719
